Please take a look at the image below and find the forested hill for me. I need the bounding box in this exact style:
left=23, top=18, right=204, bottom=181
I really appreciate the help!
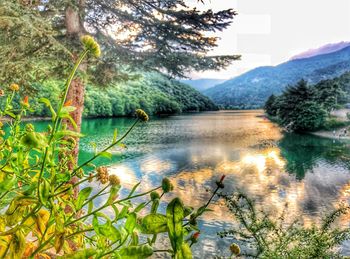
left=204, top=45, right=350, bottom=109
left=21, top=73, right=218, bottom=118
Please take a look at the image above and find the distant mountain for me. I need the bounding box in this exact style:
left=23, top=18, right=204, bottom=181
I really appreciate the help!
left=205, top=45, right=350, bottom=108
left=180, top=78, right=226, bottom=92
left=291, top=42, right=350, bottom=60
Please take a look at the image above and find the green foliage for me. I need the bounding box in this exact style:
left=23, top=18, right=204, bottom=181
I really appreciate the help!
left=264, top=80, right=328, bottom=132
left=264, top=94, right=278, bottom=117
left=218, top=192, right=350, bottom=258
left=0, top=0, right=239, bottom=89
left=0, top=73, right=217, bottom=118
left=0, top=47, right=222, bottom=258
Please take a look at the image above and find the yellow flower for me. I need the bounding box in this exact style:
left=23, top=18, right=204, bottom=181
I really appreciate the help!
left=80, top=35, right=101, bottom=58
left=0, top=89, right=4, bottom=96
left=135, top=109, right=149, bottom=122
left=96, top=166, right=109, bottom=184
left=109, top=175, right=120, bottom=186
left=9, top=83, right=19, bottom=91
left=229, top=243, right=240, bottom=256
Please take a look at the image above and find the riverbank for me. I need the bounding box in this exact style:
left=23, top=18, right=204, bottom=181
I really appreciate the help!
left=310, top=109, right=350, bottom=140
left=310, top=128, right=350, bottom=140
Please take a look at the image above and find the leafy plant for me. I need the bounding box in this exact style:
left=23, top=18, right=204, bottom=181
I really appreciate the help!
left=0, top=37, right=222, bottom=258
left=218, top=192, right=350, bottom=258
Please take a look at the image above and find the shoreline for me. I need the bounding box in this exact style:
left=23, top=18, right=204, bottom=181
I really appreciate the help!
left=310, top=128, right=350, bottom=140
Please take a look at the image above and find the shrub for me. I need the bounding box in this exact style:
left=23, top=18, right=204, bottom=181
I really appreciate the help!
left=218, top=192, right=350, bottom=258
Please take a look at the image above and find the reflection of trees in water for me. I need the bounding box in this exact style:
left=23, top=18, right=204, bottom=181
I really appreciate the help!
left=278, top=133, right=350, bottom=179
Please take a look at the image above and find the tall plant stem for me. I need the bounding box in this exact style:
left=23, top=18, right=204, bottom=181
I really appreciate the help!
left=37, top=50, right=89, bottom=202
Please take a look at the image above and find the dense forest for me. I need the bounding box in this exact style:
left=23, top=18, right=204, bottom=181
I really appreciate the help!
left=1, top=73, right=218, bottom=118
left=264, top=72, right=350, bottom=132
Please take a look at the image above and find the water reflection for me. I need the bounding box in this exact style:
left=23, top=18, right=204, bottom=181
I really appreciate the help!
left=29, top=111, right=350, bottom=257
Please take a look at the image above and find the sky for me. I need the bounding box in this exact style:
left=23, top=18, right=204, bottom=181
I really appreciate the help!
left=188, top=0, right=350, bottom=80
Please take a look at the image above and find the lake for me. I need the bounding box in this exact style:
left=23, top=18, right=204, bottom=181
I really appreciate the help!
left=32, top=110, right=350, bottom=257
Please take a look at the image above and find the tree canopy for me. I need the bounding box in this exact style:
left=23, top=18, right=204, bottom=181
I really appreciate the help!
left=0, top=0, right=240, bottom=88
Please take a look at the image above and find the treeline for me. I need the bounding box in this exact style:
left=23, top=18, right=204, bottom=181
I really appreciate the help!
left=264, top=78, right=346, bottom=132
left=2, top=73, right=217, bottom=118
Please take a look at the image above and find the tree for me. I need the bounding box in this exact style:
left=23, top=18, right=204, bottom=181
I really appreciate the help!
left=277, top=80, right=315, bottom=127
left=314, top=79, right=342, bottom=113
left=264, top=94, right=278, bottom=116
left=1, top=0, right=239, bottom=162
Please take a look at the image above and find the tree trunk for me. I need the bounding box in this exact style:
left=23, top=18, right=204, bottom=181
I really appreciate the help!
left=63, top=2, right=86, bottom=204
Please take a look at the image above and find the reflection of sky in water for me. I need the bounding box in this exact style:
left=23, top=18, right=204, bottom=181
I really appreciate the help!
left=30, top=111, right=350, bottom=257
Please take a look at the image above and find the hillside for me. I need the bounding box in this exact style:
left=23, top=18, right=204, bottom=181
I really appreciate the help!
left=4, top=73, right=217, bottom=117
left=180, top=78, right=226, bottom=92
left=205, top=45, right=350, bottom=108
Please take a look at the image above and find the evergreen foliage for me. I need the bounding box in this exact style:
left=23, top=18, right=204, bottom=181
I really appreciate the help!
left=0, top=0, right=239, bottom=88
left=264, top=80, right=334, bottom=132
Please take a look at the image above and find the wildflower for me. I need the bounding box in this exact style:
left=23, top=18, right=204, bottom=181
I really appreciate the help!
left=9, top=83, right=19, bottom=91
left=0, top=89, right=4, bottom=96
left=81, top=35, right=101, bottom=58
left=216, top=174, right=226, bottom=189
left=22, top=96, right=29, bottom=108
left=161, top=178, right=174, bottom=193
left=96, top=166, right=109, bottom=184
left=192, top=231, right=200, bottom=240
left=189, top=231, right=200, bottom=245
left=150, top=191, right=160, bottom=201
left=64, top=100, right=72, bottom=107
left=229, top=243, right=240, bottom=256
left=109, top=174, right=120, bottom=186
left=0, top=121, right=3, bottom=128
left=135, top=109, right=149, bottom=122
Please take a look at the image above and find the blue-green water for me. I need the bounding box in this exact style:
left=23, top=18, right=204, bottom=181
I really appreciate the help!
left=31, top=110, right=350, bottom=257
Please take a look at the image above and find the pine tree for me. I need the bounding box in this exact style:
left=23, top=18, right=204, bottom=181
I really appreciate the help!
left=0, top=0, right=239, bottom=162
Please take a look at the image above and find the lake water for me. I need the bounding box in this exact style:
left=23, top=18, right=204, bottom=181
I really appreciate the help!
left=33, top=110, right=350, bottom=257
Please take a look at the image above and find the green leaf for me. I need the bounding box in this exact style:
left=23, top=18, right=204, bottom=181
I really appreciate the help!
left=133, top=202, right=146, bottom=213
left=92, top=214, right=121, bottom=242
left=59, top=113, right=78, bottom=130
left=125, top=212, right=137, bottom=234
left=113, top=128, right=118, bottom=143
left=117, top=206, right=130, bottom=220
left=99, top=151, right=112, bottom=160
left=141, top=214, right=168, bottom=234
left=118, top=244, right=153, bottom=259
left=59, top=106, right=76, bottom=116
left=58, top=248, right=97, bottom=258
left=0, top=173, right=16, bottom=193
left=76, top=187, right=92, bottom=210
left=166, top=198, right=185, bottom=253
left=88, top=200, right=94, bottom=214
left=39, top=179, right=51, bottom=205
left=106, top=185, right=121, bottom=206
left=128, top=182, right=141, bottom=197
left=55, top=130, right=84, bottom=139
left=39, top=97, right=57, bottom=121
